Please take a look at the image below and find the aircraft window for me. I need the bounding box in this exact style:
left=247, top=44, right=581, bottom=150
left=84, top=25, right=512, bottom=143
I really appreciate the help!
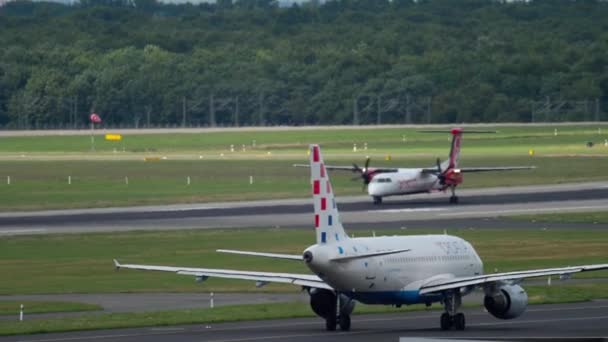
left=375, top=178, right=392, bottom=183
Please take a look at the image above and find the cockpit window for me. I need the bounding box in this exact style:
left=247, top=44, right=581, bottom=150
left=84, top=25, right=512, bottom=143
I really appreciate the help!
left=373, top=178, right=392, bottom=183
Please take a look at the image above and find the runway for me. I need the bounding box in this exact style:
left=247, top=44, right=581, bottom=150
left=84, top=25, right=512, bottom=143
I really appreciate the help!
left=1, top=182, right=607, bottom=235
left=2, top=301, right=607, bottom=341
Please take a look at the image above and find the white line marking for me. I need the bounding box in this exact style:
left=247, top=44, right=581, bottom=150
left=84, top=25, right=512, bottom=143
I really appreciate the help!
left=370, top=208, right=446, bottom=214
left=439, top=205, right=608, bottom=217
left=472, top=315, right=608, bottom=327
left=0, top=229, right=47, bottom=235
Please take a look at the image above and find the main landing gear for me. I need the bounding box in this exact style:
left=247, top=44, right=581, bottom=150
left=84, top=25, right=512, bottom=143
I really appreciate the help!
left=440, top=290, right=465, bottom=331
left=325, top=293, right=352, bottom=331
left=448, top=185, right=459, bottom=204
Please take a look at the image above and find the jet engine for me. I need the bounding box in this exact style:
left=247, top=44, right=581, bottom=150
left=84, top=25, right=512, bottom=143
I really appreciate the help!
left=308, top=288, right=355, bottom=319
left=484, top=284, right=528, bottom=319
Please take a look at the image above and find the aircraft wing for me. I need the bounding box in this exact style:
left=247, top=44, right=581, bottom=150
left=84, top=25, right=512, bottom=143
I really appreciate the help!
left=418, top=263, right=608, bottom=295
left=458, top=166, right=536, bottom=172
left=421, top=166, right=535, bottom=174
left=293, top=164, right=399, bottom=173
left=113, top=259, right=332, bottom=290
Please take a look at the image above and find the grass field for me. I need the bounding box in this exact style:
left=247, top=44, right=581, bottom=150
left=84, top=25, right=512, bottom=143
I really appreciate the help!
left=0, top=155, right=607, bottom=210
left=1, top=124, right=607, bottom=211
left=1, top=125, right=607, bottom=156
left=0, top=228, right=606, bottom=295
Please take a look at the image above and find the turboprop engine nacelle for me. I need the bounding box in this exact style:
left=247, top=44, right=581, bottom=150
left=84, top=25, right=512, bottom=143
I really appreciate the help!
left=484, top=284, right=528, bottom=319
left=308, top=288, right=355, bottom=319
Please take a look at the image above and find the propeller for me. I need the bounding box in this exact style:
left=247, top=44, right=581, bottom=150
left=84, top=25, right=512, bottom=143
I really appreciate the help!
left=352, top=157, right=373, bottom=190
left=436, top=157, right=447, bottom=185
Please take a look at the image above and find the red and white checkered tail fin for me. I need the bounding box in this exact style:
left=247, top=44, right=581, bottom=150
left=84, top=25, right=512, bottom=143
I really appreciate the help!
left=309, top=144, right=349, bottom=245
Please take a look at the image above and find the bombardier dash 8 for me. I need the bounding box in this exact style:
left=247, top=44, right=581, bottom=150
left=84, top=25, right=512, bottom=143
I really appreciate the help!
left=114, top=144, right=606, bottom=332
left=295, top=128, right=535, bottom=205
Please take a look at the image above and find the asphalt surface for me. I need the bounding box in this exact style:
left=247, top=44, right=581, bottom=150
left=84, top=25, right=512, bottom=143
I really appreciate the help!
left=2, top=301, right=607, bottom=341
left=1, top=182, right=608, bottom=235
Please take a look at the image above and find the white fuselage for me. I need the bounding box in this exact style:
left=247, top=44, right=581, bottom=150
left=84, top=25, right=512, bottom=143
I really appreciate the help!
left=368, top=168, right=444, bottom=198
left=304, top=235, right=483, bottom=305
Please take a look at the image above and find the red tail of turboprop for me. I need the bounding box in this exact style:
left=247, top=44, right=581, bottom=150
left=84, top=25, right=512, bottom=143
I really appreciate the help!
left=447, top=127, right=463, bottom=169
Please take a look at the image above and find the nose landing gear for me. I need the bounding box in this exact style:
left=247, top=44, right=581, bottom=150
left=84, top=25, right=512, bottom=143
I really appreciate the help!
left=448, top=185, right=459, bottom=204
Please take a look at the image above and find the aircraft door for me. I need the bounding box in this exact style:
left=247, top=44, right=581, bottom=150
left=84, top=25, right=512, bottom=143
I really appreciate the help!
left=363, top=258, right=377, bottom=290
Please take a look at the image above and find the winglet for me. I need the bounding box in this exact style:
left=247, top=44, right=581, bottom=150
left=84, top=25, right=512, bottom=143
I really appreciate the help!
left=113, top=259, right=121, bottom=270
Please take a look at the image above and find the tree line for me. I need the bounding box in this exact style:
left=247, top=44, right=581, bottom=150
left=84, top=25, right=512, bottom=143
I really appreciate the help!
left=0, top=0, right=607, bottom=128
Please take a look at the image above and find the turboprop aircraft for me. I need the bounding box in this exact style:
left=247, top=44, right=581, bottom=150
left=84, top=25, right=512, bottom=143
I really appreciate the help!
left=295, top=128, right=535, bottom=205
left=114, top=144, right=606, bottom=332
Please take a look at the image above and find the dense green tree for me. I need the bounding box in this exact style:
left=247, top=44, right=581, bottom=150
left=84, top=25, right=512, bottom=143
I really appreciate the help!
left=0, top=0, right=606, bottom=128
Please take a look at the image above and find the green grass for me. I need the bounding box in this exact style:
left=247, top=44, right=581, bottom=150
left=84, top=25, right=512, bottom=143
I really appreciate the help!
left=0, top=228, right=606, bottom=295
left=1, top=124, right=607, bottom=210
left=1, top=125, right=608, bottom=155
left=0, top=283, right=606, bottom=336
left=0, top=301, right=101, bottom=316
left=0, top=155, right=606, bottom=211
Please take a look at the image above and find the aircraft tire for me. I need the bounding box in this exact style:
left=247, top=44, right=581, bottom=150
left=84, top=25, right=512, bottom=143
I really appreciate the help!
left=339, top=315, right=351, bottom=331
left=449, top=196, right=459, bottom=204
left=440, top=312, right=452, bottom=330
left=454, top=313, right=466, bottom=330
left=373, top=196, right=382, bottom=205
left=326, top=315, right=337, bottom=331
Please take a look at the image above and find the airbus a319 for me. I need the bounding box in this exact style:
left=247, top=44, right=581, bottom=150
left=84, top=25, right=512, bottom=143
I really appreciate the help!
left=114, top=144, right=606, bottom=332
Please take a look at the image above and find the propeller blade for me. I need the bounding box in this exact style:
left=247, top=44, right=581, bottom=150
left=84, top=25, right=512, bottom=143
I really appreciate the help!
left=364, top=157, right=371, bottom=172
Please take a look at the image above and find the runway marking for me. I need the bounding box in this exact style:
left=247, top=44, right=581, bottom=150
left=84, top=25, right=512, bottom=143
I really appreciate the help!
left=438, top=205, right=608, bottom=217
left=369, top=208, right=446, bottom=214
left=471, top=314, right=608, bottom=327
left=148, top=327, right=185, bottom=331
left=0, top=228, right=47, bottom=235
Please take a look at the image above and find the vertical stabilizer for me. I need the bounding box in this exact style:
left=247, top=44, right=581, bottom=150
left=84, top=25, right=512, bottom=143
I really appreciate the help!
left=310, top=144, right=349, bottom=245
left=441, top=127, right=463, bottom=170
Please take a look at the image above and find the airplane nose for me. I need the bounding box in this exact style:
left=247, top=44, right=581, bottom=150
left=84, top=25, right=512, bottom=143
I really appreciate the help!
left=368, top=183, right=380, bottom=196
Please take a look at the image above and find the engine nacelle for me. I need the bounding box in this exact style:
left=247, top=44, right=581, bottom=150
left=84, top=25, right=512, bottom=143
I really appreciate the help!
left=484, top=284, right=528, bottom=319
left=308, top=288, right=355, bottom=319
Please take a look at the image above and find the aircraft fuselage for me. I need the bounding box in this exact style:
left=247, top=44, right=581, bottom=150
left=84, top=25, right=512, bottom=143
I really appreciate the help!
left=368, top=168, right=447, bottom=198
left=304, top=234, right=483, bottom=305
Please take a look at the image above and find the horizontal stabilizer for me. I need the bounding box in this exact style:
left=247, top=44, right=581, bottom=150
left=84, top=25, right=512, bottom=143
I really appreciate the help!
left=216, top=249, right=302, bottom=260
left=294, top=164, right=398, bottom=173
left=418, top=130, right=497, bottom=134
left=329, top=248, right=411, bottom=262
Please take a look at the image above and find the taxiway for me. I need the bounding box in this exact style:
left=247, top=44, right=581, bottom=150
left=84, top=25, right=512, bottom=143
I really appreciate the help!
left=1, top=301, right=606, bottom=341
left=1, top=182, right=607, bottom=235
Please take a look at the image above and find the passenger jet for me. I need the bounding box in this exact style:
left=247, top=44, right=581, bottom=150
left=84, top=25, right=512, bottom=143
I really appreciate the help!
left=114, top=144, right=605, bottom=332
left=295, top=128, right=534, bottom=204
